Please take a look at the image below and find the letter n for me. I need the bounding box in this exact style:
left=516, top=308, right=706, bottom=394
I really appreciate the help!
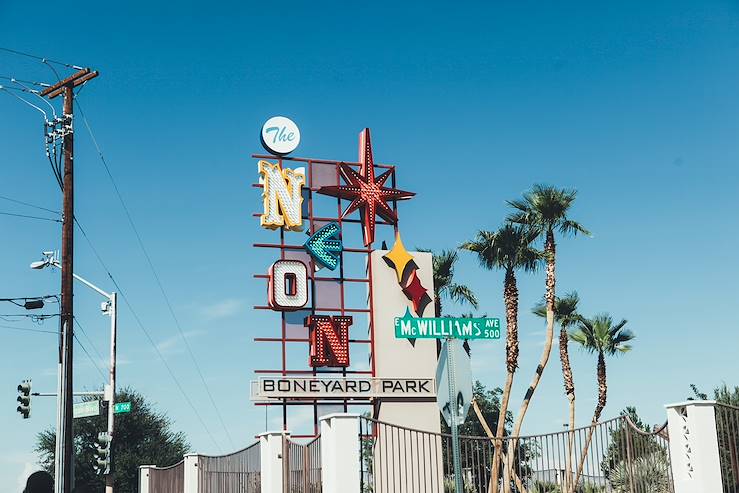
left=258, top=160, right=305, bottom=231
left=306, top=315, right=352, bottom=367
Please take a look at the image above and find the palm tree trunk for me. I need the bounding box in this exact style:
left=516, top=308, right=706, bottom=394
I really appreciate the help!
left=489, top=268, right=518, bottom=493
left=504, top=230, right=556, bottom=493
left=560, top=326, right=576, bottom=493
left=571, top=352, right=607, bottom=491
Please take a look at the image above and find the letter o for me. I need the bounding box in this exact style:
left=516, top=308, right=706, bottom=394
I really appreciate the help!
left=268, top=260, right=309, bottom=311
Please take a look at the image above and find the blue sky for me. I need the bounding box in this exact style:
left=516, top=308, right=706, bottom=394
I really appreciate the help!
left=2, top=0, right=739, bottom=488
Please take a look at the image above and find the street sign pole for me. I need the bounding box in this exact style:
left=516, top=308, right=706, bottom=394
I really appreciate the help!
left=446, top=337, right=464, bottom=493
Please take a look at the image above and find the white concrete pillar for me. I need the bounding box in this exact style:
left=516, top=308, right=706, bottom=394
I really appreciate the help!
left=138, top=465, right=154, bottom=493
left=666, top=400, right=723, bottom=493
left=319, top=413, right=360, bottom=493
left=259, top=431, right=287, bottom=493
left=183, top=453, right=199, bottom=493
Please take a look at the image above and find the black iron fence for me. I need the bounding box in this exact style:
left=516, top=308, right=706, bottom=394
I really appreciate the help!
left=715, top=403, right=739, bottom=492
left=283, top=436, right=322, bottom=493
left=359, top=414, right=673, bottom=493
left=198, top=442, right=261, bottom=493
left=148, top=459, right=185, bottom=493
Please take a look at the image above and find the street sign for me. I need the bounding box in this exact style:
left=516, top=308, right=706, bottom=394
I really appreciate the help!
left=73, top=400, right=100, bottom=419
left=395, top=309, right=501, bottom=340
left=436, top=339, right=473, bottom=428
left=114, top=402, right=132, bottom=414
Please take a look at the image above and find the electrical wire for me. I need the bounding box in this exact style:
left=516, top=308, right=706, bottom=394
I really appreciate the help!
left=0, top=324, right=59, bottom=335
left=0, top=211, right=61, bottom=222
left=75, top=100, right=236, bottom=450
left=0, top=47, right=84, bottom=71
left=74, top=218, right=223, bottom=452
left=73, top=317, right=106, bottom=371
left=0, top=86, right=48, bottom=119
left=0, top=75, right=50, bottom=87
left=73, top=330, right=107, bottom=381
left=0, top=194, right=59, bottom=215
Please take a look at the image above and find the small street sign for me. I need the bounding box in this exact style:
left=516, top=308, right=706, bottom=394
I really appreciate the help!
left=395, top=309, right=501, bottom=340
left=73, top=400, right=100, bottom=419
left=114, top=402, right=132, bottom=414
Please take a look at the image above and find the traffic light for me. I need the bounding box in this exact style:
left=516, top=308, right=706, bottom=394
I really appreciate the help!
left=93, top=431, right=111, bottom=475
left=17, top=380, right=31, bottom=419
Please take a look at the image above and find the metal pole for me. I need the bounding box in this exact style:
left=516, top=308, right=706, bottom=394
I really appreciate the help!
left=59, top=84, right=75, bottom=493
left=447, top=338, right=464, bottom=493
left=105, top=292, right=117, bottom=493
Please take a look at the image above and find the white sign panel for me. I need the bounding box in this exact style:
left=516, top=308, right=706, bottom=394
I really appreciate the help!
left=251, top=377, right=435, bottom=401
left=436, top=338, right=473, bottom=427
left=260, top=116, right=300, bottom=155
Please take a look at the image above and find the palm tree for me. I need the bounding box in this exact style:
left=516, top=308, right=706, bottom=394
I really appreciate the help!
left=569, top=314, right=635, bottom=491
left=429, top=249, right=479, bottom=317
left=504, top=184, right=589, bottom=492
left=533, top=292, right=582, bottom=491
left=460, top=225, right=542, bottom=493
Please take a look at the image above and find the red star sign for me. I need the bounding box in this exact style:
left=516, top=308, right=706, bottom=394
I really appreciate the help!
left=317, top=129, right=415, bottom=246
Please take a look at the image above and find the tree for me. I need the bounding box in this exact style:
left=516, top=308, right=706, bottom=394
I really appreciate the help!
left=533, top=291, right=582, bottom=490
left=600, top=407, right=667, bottom=480
left=440, top=381, right=526, bottom=491
left=460, top=224, right=542, bottom=492
left=428, top=249, right=479, bottom=318
left=35, top=387, right=190, bottom=492
left=569, top=314, right=634, bottom=491
left=505, top=184, right=589, bottom=493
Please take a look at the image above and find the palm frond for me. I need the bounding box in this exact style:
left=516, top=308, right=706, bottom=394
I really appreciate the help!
left=448, top=284, right=479, bottom=309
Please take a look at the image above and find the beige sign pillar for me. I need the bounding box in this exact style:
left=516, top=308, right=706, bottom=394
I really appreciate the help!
left=666, top=400, right=723, bottom=493
left=320, top=413, right=361, bottom=493
left=369, top=249, right=444, bottom=492
left=259, top=431, right=287, bottom=493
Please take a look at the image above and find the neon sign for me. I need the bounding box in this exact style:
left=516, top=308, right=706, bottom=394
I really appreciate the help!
left=307, top=315, right=352, bottom=367
left=316, top=129, right=414, bottom=245
left=268, top=260, right=309, bottom=311
left=304, top=222, right=343, bottom=271
left=258, top=160, right=305, bottom=231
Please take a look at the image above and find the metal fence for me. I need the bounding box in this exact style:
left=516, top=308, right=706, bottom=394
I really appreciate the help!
left=199, top=442, right=261, bottom=493
left=359, top=415, right=673, bottom=493
left=148, top=459, right=185, bottom=493
left=715, top=403, right=739, bottom=492
left=283, top=436, right=322, bottom=492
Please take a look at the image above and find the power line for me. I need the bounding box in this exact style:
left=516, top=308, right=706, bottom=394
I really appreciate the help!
left=0, top=75, right=50, bottom=87
left=72, top=329, right=106, bottom=381
left=0, top=211, right=61, bottom=222
left=74, top=218, right=223, bottom=452
left=0, top=194, right=59, bottom=214
left=0, top=47, right=84, bottom=71
left=0, top=324, right=59, bottom=335
left=75, top=99, right=236, bottom=450
left=73, top=317, right=106, bottom=369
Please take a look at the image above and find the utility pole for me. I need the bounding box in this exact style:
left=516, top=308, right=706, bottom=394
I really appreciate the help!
left=41, top=68, right=98, bottom=493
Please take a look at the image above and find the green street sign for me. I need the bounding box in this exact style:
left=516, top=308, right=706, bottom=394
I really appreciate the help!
left=73, top=400, right=100, bottom=419
left=395, top=309, right=501, bottom=340
left=114, top=402, right=132, bottom=414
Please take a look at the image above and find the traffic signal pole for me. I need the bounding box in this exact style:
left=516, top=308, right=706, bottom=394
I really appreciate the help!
left=41, top=68, right=98, bottom=493
left=105, top=292, right=117, bottom=493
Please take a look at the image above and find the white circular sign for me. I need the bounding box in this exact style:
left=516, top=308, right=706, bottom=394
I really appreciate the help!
left=260, top=116, right=300, bottom=155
